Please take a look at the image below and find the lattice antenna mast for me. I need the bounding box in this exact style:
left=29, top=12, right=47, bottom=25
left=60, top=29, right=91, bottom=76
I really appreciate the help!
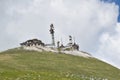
left=50, top=24, right=55, bottom=46
left=69, top=35, right=72, bottom=44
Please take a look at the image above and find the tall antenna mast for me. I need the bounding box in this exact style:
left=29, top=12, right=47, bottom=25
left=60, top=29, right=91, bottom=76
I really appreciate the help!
left=69, top=35, right=72, bottom=44
left=49, top=24, right=55, bottom=46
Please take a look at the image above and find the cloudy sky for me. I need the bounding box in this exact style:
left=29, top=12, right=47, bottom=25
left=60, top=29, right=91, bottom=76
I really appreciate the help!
left=0, top=0, right=120, bottom=69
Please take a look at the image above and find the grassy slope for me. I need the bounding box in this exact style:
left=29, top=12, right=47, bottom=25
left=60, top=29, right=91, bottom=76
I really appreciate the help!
left=0, top=49, right=120, bottom=80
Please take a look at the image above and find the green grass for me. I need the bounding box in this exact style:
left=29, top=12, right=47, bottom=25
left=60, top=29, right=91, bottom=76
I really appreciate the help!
left=0, top=48, right=120, bottom=80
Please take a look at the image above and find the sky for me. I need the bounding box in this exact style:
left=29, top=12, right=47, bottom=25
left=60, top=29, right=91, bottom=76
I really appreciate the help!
left=114, top=0, right=120, bottom=22
left=102, top=0, right=120, bottom=21
left=0, top=0, right=120, bottom=69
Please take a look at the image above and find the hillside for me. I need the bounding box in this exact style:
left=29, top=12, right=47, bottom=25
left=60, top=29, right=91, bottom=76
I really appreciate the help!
left=0, top=49, right=120, bottom=80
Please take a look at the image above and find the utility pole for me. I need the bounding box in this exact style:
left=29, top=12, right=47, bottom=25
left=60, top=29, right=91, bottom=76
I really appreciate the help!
left=49, top=24, right=55, bottom=46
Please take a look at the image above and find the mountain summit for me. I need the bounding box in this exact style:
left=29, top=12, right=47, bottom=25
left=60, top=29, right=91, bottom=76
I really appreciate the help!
left=0, top=24, right=120, bottom=80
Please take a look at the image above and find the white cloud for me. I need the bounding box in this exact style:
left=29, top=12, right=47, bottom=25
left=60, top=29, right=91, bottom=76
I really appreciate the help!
left=96, top=23, right=120, bottom=68
left=0, top=0, right=120, bottom=68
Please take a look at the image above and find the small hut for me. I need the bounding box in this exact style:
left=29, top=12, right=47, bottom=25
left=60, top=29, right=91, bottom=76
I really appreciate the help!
left=20, top=39, right=45, bottom=47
